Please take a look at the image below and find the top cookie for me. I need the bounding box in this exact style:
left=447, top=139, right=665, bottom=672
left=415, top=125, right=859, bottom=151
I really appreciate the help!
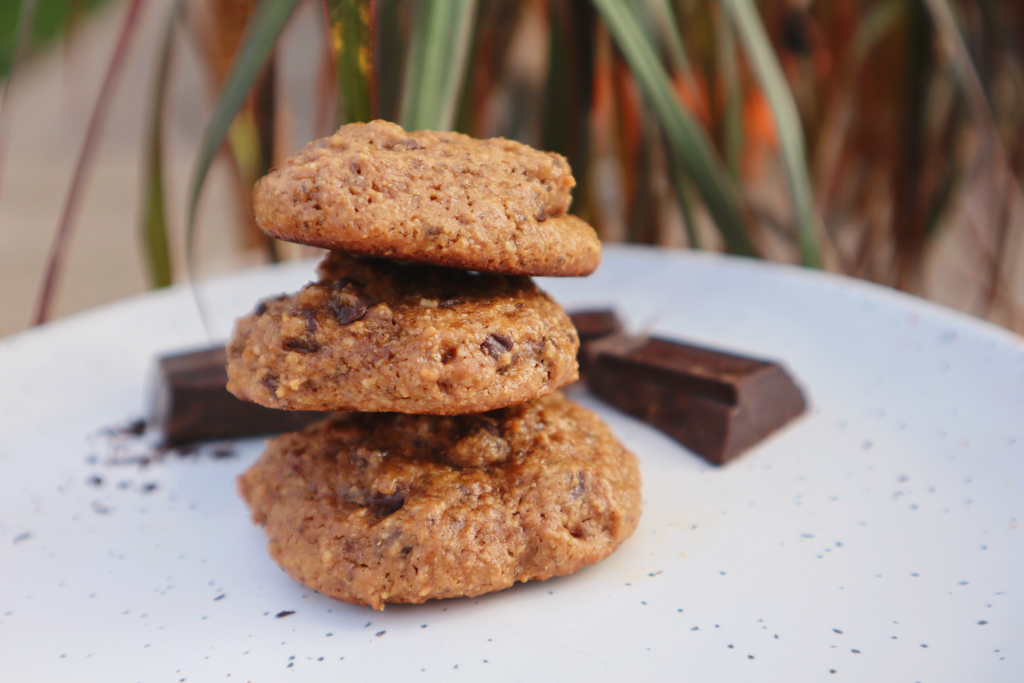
left=254, top=120, right=601, bottom=276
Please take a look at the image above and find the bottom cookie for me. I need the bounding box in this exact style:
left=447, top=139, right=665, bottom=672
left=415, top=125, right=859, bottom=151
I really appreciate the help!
left=238, top=392, right=642, bottom=610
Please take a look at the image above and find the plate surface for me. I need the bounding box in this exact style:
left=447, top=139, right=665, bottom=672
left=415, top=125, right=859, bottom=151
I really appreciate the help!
left=1, top=245, right=1021, bottom=682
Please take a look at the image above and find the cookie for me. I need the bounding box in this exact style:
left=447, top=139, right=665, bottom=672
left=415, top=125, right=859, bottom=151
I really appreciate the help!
left=253, top=120, right=601, bottom=276
left=238, top=392, right=642, bottom=610
left=226, top=252, right=579, bottom=414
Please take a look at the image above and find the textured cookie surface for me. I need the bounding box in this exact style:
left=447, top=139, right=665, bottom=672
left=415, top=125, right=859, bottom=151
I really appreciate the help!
left=238, top=393, right=642, bottom=610
left=254, top=120, right=601, bottom=276
left=226, top=252, right=579, bottom=414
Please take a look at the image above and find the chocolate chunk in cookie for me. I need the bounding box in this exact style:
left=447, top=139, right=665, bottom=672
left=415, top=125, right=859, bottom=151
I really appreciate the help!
left=226, top=252, right=580, bottom=414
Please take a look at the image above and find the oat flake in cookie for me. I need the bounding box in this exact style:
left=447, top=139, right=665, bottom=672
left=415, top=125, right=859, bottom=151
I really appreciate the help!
left=226, top=252, right=579, bottom=414
left=253, top=120, right=601, bottom=276
left=237, top=392, right=642, bottom=610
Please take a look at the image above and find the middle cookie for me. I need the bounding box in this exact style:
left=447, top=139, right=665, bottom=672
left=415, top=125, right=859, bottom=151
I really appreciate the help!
left=226, top=252, right=579, bottom=414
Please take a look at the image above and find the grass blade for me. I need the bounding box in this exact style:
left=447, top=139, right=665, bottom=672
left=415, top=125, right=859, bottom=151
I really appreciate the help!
left=140, top=1, right=181, bottom=289
left=33, top=0, right=146, bottom=325
left=186, top=0, right=300, bottom=287
left=714, top=5, right=742, bottom=181
left=325, top=0, right=375, bottom=124
left=644, top=0, right=689, bottom=74
left=399, top=0, right=478, bottom=131
left=591, top=0, right=755, bottom=256
left=720, top=0, right=820, bottom=267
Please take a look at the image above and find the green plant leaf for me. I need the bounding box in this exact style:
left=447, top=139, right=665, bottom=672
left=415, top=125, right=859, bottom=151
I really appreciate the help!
left=325, top=0, right=374, bottom=124
left=591, top=0, right=755, bottom=256
left=719, top=0, right=820, bottom=267
left=140, top=1, right=180, bottom=289
left=399, top=0, right=478, bottom=131
left=714, top=5, right=742, bottom=181
left=185, top=0, right=300, bottom=278
left=644, top=0, right=690, bottom=76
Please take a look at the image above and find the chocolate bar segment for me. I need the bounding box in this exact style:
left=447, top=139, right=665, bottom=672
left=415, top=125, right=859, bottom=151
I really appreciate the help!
left=587, top=335, right=806, bottom=465
left=568, top=309, right=623, bottom=376
left=154, top=346, right=323, bottom=445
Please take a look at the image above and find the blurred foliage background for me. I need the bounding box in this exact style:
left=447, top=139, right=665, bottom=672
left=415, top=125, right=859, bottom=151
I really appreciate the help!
left=1, top=0, right=1021, bottom=335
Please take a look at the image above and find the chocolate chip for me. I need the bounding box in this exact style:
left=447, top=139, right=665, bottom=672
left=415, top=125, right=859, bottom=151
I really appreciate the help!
left=481, top=333, right=514, bottom=360
left=367, top=491, right=405, bottom=515
left=300, top=308, right=318, bottom=334
left=330, top=285, right=377, bottom=325
left=536, top=207, right=548, bottom=222
left=571, top=471, right=586, bottom=497
left=262, top=375, right=279, bottom=393
left=255, top=301, right=268, bottom=316
left=439, top=297, right=464, bottom=308
left=283, top=338, right=320, bottom=353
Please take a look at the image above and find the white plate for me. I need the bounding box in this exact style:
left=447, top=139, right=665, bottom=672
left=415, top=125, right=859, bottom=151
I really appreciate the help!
left=1, top=245, right=1021, bottom=682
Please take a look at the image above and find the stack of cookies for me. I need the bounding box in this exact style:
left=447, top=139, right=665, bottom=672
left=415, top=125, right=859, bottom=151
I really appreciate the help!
left=227, top=121, right=641, bottom=610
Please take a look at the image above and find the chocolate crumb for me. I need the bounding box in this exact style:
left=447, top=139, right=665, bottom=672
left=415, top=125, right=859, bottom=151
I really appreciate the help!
left=87, top=475, right=104, bottom=487
left=141, top=482, right=159, bottom=494
left=13, top=532, right=31, bottom=544
left=125, top=419, right=147, bottom=436
left=214, top=594, right=225, bottom=601
left=276, top=611, right=295, bottom=618
left=376, top=631, right=386, bottom=637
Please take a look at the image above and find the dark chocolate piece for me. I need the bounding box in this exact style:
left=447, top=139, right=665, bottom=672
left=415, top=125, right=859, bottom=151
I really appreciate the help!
left=153, top=347, right=323, bottom=445
left=329, top=285, right=376, bottom=325
left=568, top=309, right=623, bottom=376
left=481, top=333, right=514, bottom=360
left=587, top=334, right=806, bottom=465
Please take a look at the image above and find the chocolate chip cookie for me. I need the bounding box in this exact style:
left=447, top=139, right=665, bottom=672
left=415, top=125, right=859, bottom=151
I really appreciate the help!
left=238, top=392, right=642, bottom=610
left=226, top=252, right=579, bottom=414
left=253, top=120, right=601, bottom=276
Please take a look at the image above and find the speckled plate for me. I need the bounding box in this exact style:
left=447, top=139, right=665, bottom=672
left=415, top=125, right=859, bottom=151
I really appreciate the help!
left=1, top=245, right=1021, bottom=682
